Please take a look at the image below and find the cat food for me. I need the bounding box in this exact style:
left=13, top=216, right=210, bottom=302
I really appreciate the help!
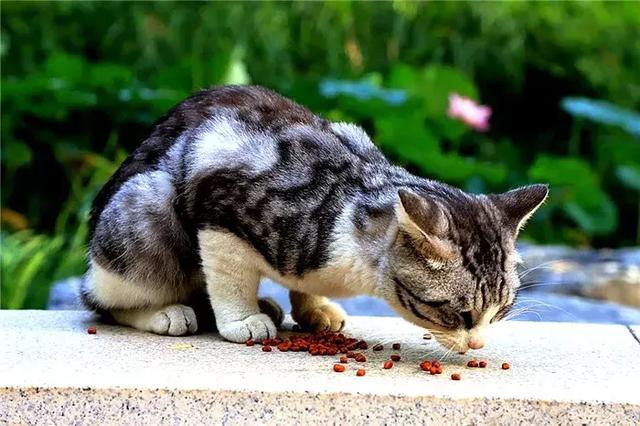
left=451, top=373, right=461, bottom=381
left=278, top=342, right=291, bottom=352
left=479, top=361, right=487, bottom=368
left=392, top=343, right=401, bottom=350
left=355, top=354, right=366, bottom=362
left=383, top=360, right=394, bottom=369
left=346, top=351, right=356, bottom=358
left=467, top=360, right=478, bottom=368
left=373, top=344, right=384, bottom=351
left=420, top=361, right=432, bottom=371
left=262, top=346, right=272, bottom=352
left=340, top=356, right=348, bottom=364
left=390, top=354, right=401, bottom=362
left=87, top=326, right=97, bottom=334
left=501, top=362, right=510, bottom=370
left=245, top=339, right=255, bottom=347
left=333, top=364, right=346, bottom=373
left=356, top=369, right=366, bottom=377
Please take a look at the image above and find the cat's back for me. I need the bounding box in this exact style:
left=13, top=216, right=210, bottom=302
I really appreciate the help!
left=89, top=86, right=326, bottom=231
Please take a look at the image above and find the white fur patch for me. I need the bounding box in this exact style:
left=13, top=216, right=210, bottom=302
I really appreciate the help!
left=187, top=117, right=278, bottom=179
left=330, top=122, right=374, bottom=152
left=89, top=261, right=174, bottom=308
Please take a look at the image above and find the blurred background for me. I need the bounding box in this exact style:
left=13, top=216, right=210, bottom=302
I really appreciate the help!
left=1, top=2, right=639, bottom=318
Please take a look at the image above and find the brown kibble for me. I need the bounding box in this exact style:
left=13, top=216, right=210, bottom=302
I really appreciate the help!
left=429, top=367, right=437, bottom=375
left=420, top=361, right=432, bottom=371
left=383, top=360, right=394, bottom=369
left=467, top=360, right=478, bottom=368
left=501, top=362, right=510, bottom=370
left=356, top=368, right=366, bottom=377
left=451, top=373, right=461, bottom=381
left=340, top=356, right=348, bottom=364
left=392, top=343, right=401, bottom=350
left=333, top=364, right=346, bottom=373
left=432, top=360, right=441, bottom=368
left=479, top=361, right=487, bottom=368
left=245, top=339, right=255, bottom=347
left=355, top=354, right=367, bottom=362
left=373, top=344, right=384, bottom=351
left=346, top=351, right=355, bottom=358
left=262, top=346, right=272, bottom=352
left=87, top=326, right=97, bottom=335
left=277, top=343, right=290, bottom=352
left=390, top=354, right=401, bottom=362
left=357, top=340, right=368, bottom=350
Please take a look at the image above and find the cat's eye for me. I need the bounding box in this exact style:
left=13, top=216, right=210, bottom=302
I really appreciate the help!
left=460, top=311, right=473, bottom=329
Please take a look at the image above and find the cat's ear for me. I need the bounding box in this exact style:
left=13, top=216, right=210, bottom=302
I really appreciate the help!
left=396, top=189, right=456, bottom=261
left=489, top=184, right=549, bottom=234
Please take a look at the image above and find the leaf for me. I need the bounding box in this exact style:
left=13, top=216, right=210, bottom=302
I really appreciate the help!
left=375, top=116, right=440, bottom=169
left=529, top=156, right=604, bottom=209
left=561, top=97, right=640, bottom=137
left=529, top=156, right=619, bottom=234
left=420, top=65, right=479, bottom=119
left=1, top=139, right=32, bottom=170
left=44, top=53, right=85, bottom=82
left=563, top=198, right=617, bottom=235
left=223, top=48, right=251, bottom=85
left=616, top=165, right=640, bottom=191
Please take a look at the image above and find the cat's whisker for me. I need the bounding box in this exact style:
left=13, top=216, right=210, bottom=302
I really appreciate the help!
left=517, top=259, right=569, bottom=279
left=513, top=297, right=579, bottom=321
left=438, top=344, right=456, bottom=363
left=503, top=307, right=543, bottom=321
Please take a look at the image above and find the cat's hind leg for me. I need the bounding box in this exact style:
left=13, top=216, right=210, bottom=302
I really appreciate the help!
left=199, top=230, right=277, bottom=343
left=81, top=261, right=198, bottom=336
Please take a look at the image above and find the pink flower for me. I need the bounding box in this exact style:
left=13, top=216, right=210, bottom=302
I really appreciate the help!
left=447, top=93, right=492, bottom=132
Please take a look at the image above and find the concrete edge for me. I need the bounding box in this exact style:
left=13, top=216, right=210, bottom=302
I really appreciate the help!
left=2, top=386, right=639, bottom=425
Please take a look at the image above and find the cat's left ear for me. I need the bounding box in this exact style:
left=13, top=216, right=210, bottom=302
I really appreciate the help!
left=489, top=184, right=549, bottom=234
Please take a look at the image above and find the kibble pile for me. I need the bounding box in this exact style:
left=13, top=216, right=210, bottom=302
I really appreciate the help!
left=245, top=330, right=511, bottom=381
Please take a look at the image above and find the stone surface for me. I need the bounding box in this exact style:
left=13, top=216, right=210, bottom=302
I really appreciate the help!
left=518, top=244, right=640, bottom=307
left=1, top=310, right=639, bottom=424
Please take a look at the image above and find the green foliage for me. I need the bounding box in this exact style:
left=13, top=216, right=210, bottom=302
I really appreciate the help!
left=1, top=1, right=639, bottom=308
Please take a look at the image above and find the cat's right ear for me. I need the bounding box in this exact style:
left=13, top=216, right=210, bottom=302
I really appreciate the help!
left=395, top=189, right=456, bottom=262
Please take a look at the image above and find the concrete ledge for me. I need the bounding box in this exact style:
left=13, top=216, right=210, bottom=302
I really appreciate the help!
left=1, top=311, right=639, bottom=424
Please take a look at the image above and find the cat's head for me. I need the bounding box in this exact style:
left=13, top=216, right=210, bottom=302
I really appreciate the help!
left=379, top=184, right=548, bottom=352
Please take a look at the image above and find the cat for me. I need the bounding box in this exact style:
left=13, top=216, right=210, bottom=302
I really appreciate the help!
left=81, top=85, right=548, bottom=352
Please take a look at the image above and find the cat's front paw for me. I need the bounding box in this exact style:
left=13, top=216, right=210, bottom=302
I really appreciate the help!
left=218, top=313, right=277, bottom=343
left=149, top=304, right=198, bottom=336
left=294, top=302, right=347, bottom=332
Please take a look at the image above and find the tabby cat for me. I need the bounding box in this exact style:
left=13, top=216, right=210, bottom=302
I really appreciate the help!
left=82, top=85, right=548, bottom=352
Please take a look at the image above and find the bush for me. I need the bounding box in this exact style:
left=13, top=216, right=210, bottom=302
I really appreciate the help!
left=1, top=1, right=639, bottom=308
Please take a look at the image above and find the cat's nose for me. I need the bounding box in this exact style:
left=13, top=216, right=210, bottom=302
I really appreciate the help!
left=468, top=339, right=484, bottom=350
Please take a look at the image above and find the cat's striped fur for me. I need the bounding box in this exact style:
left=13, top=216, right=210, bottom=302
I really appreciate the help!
left=82, top=85, right=548, bottom=350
